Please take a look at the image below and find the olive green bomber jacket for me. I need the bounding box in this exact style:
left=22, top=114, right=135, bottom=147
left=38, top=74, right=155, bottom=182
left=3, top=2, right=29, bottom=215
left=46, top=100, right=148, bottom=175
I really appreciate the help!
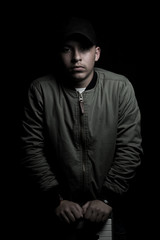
left=21, top=67, right=143, bottom=205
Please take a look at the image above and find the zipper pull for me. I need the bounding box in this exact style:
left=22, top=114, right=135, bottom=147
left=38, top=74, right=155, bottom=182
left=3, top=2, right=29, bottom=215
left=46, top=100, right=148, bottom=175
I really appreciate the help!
left=79, top=92, right=85, bottom=114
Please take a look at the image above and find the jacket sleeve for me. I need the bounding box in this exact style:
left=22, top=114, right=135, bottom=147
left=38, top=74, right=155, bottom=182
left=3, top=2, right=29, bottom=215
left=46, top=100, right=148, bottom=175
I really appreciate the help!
left=101, top=79, right=143, bottom=204
left=20, top=81, right=59, bottom=200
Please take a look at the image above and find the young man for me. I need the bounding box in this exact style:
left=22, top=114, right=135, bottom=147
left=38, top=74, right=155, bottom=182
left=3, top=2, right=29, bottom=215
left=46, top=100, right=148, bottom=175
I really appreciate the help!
left=20, top=17, right=143, bottom=239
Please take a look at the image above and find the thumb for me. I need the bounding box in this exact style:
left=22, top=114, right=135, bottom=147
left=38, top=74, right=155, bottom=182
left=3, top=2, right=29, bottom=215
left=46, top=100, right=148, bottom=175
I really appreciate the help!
left=82, top=201, right=90, bottom=214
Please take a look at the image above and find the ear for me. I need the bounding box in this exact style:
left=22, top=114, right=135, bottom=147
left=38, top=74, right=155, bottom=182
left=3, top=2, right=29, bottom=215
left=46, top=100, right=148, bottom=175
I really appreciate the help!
left=95, top=46, right=101, bottom=62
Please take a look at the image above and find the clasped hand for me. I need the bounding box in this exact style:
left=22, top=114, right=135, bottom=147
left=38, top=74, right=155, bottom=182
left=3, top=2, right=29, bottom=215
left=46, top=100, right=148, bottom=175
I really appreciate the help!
left=55, top=200, right=112, bottom=224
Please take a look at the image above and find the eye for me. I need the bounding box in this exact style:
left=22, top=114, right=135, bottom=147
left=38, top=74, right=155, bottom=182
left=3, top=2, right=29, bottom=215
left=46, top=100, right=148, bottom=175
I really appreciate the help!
left=79, top=44, right=91, bottom=52
left=80, top=46, right=88, bottom=51
left=61, top=46, right=71, bottom=53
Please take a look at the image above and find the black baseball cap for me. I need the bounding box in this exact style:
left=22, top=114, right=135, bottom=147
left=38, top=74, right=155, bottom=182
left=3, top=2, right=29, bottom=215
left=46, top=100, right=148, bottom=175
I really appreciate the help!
left=58, top=17, right=97, bottom=46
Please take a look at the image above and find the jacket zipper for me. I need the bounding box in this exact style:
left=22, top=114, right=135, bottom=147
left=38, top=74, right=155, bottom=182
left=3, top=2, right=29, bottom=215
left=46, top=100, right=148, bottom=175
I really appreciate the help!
left=79, top=92, right=85, bottom=114
left=78, top=92, right=86, bottom=185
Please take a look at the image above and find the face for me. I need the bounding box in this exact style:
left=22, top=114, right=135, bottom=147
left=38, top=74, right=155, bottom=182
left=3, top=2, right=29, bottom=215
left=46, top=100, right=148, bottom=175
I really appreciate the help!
left=59, top=39, right=101, bottom=86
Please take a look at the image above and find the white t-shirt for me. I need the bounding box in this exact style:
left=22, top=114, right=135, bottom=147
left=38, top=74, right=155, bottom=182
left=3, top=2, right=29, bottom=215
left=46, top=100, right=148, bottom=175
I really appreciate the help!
left=75, top=88, right=86, bottom=94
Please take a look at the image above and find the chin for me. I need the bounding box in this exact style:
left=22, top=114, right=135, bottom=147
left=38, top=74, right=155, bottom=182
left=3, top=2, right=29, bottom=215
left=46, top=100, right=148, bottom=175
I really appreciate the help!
left=70, top=73, right=86, bottom=82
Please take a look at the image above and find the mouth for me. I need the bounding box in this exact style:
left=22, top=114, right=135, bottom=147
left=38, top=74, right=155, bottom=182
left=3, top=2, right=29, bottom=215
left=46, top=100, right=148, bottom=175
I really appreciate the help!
left=71, top=66, right=85, bottom=72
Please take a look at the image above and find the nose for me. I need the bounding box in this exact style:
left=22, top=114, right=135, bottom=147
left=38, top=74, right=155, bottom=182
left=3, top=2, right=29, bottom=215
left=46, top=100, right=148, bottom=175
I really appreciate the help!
left=71, top=49, right=82, bottom=63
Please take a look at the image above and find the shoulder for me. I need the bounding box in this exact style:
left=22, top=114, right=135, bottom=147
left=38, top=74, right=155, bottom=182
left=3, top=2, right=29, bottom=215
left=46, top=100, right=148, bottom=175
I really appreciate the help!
left=31, top=74, right=57, bottom=88
left=28, top=74, right=59, bottom=95
left=95, top=67, right=129, bottom=84
left=95, top=67, right=134, bottom=94
left=94, top=68, right=137, bottom=103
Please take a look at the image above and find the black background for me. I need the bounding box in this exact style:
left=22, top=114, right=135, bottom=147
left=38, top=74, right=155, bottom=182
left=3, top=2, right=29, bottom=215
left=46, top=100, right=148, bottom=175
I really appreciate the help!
left=3, top=2, right=158, bottom=239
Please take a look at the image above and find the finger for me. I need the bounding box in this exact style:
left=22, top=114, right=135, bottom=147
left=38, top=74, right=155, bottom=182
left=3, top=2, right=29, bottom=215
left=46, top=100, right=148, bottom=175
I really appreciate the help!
left=82, top=201, right=90, bottom=214
left=64, top=209, right=76, bottom=222
left=101, top=214, right=108, bottom=222
left=95, top=212, right=106, bottom=222
left=71, top=207, right=83, bottom=219
left=84, top=206, right=93, bottom=220
left=64, top=204, right=83, bottom=222
left=60, top=212, right=71, bottom=224
left=89, top=210, right=97, bottom=222
left=74, top=203, right=84, bottom=216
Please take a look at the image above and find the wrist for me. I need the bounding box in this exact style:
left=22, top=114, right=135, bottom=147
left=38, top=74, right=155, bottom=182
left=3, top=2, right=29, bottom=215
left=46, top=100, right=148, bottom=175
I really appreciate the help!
left=53, top=194, right=63, bottom=208
left=100, top=199, right=112, bottom=207
left=102, top=199, right=109, bottom=205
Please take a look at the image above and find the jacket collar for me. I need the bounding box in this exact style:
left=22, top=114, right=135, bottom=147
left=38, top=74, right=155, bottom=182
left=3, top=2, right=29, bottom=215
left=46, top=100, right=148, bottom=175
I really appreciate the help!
left=85, top=71, right=97, bottom=90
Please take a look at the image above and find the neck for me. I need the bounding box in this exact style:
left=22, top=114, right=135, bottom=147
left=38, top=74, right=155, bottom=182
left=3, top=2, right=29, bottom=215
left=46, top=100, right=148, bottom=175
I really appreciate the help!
left=72, top=70, right=94, bottom=88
